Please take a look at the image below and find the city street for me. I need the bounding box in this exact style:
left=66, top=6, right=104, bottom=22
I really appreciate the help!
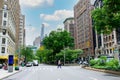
left=2, top=64, right=120, bottom=80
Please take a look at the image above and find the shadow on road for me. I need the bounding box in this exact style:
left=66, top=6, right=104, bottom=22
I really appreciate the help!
left=103, top=73, right=120, bottom=77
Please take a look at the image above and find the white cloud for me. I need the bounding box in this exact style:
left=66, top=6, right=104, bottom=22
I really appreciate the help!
left=20, top=0, right=54, bottom=7
left=25, top=26, right=40, bottom=45
left=40, top=9, right=73, bottom=21
left=57, top=24, right=64, bottom=30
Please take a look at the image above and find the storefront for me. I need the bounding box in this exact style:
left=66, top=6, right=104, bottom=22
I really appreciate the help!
left=0, top=55, right=18, bottom=66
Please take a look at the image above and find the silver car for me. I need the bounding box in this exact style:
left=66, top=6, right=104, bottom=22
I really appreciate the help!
left=26, top=62, right=32, bottom=67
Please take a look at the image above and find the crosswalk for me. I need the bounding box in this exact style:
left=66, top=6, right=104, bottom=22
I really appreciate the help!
left=21, top=65, right=81, bottom=72
left=23, top=67, right=58, bottom=72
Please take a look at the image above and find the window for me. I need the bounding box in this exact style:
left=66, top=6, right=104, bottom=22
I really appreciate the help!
left=4, top=12, right=7, bottom=18
left=3, top=21, right=7, bottom=26
left=3, top=4, right=7, bottom=10
left=2, top=38, right=6, bottom=44
left=112, top=35, right=114, bottom=39
left=1, top=47, right=5, bottom=53
left=2, top=29, right=6, bottom=35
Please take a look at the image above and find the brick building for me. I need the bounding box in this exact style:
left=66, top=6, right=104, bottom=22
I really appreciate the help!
left=74, top=0, right=95, bottom=60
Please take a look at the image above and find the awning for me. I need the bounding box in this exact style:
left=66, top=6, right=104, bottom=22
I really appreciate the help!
left=0, top=56, right=8, bottom=59
left=0, top=55, right=18, bottom=60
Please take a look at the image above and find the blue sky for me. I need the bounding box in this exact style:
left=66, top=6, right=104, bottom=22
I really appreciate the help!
left=20, top=0, right=79, bottom=45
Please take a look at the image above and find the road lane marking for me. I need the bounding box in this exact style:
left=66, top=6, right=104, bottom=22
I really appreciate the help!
left=89, top=77, right=98, bottom=80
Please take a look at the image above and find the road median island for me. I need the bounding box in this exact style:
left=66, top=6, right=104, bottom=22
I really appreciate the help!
left=83, top=66, right=120, bottom=75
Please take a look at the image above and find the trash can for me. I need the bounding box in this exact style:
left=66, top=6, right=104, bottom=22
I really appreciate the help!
left=15, top=66, right=19, bottom=70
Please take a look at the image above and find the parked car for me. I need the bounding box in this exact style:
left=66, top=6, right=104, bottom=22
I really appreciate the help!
left=83, top=61, right=88, bottom=65
left=0, top=64, right=3, bottom=69
left=26, top=62, right=32, bottom=67
left=78, top=61, right=83, bottom=64
left=33, top=60, right=39, bottom=66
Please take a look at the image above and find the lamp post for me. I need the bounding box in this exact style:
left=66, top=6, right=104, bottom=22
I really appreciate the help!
left=64, top=51, right=65, bottom=65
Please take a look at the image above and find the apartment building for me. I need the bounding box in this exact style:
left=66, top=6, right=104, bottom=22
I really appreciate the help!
left=0, top=0, right=21, bottom=63
left=19, top=14, right=25, bottom=46
left=63, top=17, right=75, bottom=46
left=94, top=0, right=120, bottom=61
left=63, top=17, right=74, bottom=37
left=74, top=0, right=95, bottom=60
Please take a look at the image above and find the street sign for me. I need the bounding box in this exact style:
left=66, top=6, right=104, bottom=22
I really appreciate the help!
left=114, top=49, right=119, bottom=53
left=87, top=41, right=90, bottom=47
left=40, top=46, right=44, bottom=50
left=31, top=47, right=37, bottom=49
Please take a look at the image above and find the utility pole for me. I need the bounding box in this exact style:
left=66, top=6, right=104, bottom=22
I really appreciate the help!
left=64, top=51, right=65, bottom=65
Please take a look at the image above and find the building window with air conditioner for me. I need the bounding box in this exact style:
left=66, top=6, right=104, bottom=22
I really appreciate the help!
left=3, top=4, right=8, bottom=10
left=2, top=29, right=6, bottom=35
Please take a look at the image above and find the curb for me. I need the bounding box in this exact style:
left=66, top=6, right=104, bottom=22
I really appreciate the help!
left=83, top=67, right=120, bottom=75
left=0, top=70, right=22, bottom=80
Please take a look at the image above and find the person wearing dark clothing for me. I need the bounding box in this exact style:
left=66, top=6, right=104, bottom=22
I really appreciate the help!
left=57, top=60, right=61, bottom=68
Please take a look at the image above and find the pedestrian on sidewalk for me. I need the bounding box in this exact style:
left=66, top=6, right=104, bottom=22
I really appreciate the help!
left=3, top=62, right=7, bottom=70
left=57, top=60, right=61, bottom=68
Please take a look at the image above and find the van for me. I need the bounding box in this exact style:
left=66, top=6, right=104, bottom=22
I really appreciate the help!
left=33, top=60, right=39, bottom=66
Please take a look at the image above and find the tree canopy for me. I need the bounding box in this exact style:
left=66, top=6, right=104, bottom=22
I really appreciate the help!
left=20, top=47, right=34, bottom=62
left=36, top=48, right=53, bottom=63
left=56, top=48, right=83, bottom=63
left=43, top=30, right=74, bottom=54
left=92, top=0, right=120, bottom=34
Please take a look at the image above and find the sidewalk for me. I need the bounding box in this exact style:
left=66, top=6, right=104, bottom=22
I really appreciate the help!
left=83, top=66, right=120, bottom=75
left=0, top=67, right=24, bottom=79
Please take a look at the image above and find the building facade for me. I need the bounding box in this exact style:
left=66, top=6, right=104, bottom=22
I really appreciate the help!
left=94, top=0, right=120, bottom=61
left=19, top=14, right=25, bottom=46
left=74, top=0, right=95, bottom=60
left=63, top=17, right=75, bottom=48
left=40, top=24, right=45, bottom=46
left=33, top=36, right=40, bottom=49
left=0, top=0, right=21, bottom=63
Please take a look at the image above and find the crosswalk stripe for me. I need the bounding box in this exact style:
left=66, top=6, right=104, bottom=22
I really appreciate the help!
left=23, top=67, right=54, bottom=71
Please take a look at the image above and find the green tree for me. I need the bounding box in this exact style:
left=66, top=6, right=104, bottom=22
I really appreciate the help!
left=56, top=49, right=83, bottom=63
left=36, top=48, right=53, bottom=63
left=92, top=0, right=120, bottom=34
left=43, top=30, right=74, bottom=62
left=20, top=47, right=34, bottom=63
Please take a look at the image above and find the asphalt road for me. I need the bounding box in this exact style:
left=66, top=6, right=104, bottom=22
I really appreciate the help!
left=3, top=64, right=120, bottom=80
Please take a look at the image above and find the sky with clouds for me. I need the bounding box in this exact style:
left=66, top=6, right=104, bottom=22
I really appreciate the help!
left=19, top=0, right=94, bottom=45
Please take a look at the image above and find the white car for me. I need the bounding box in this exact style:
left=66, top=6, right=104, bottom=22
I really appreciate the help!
left=33, top=60, right=39, bottom=66
left=26, top=62, right=32, bottom=67
left=83, top=61, right=88, bottom=65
